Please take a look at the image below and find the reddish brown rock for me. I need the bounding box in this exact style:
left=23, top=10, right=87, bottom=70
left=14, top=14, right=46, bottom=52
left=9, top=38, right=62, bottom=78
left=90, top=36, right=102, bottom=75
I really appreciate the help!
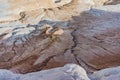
left=71, top=7, right=120, bottom=72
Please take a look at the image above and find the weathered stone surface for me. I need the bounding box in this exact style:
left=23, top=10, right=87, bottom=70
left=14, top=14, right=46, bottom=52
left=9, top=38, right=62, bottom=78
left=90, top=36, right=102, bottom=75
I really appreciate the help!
left=0, top=0, right=72, bottom=22
left=90, top=66, right=120, bottom=80
left=0, top=0, right=120, bottom=76
left=71, top=5, right=120, bottom=72
left=0, top=0, right=95, bottom=73
left=1, top=64, right=120, bottom=80
left=0, top=64, right=90, bottom=80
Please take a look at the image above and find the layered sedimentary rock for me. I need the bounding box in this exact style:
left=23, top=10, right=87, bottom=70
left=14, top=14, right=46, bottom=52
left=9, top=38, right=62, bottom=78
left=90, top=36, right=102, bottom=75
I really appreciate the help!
left=0, top=0, right=120, bottom=76
left=72, top=5, right=120, bottom=72
left=0, top=0, right=94, bottom=73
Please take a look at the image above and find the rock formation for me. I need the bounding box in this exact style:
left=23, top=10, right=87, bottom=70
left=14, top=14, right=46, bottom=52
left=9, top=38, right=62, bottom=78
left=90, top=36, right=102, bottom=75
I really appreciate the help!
left=0, top=0, right=120, bottom=80
left=91, top=66, right=120, bottom=80
left=0, top=64, right=90, bottom=80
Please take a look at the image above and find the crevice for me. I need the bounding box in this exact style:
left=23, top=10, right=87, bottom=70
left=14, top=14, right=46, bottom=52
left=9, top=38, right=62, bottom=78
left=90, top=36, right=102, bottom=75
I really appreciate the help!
left=77, top=57, right=100, bottom=73
left=9, top=39, right=18, bottom=61
left=70, top=26, right=100, bottom=72
left=70, top=26, right=81, bottom=65
left=12, top=39, right=17, bottom=55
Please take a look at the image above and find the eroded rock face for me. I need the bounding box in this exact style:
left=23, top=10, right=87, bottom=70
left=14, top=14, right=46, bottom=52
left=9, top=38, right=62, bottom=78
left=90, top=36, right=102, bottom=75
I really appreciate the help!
left=0, top=0, right=94, bottom=73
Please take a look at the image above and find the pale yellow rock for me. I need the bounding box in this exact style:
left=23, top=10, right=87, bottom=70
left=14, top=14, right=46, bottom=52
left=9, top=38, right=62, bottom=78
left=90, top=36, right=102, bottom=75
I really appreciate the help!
left=53, top=27, right=64, bottom=36
left=0, top=0, right=72, bottom=22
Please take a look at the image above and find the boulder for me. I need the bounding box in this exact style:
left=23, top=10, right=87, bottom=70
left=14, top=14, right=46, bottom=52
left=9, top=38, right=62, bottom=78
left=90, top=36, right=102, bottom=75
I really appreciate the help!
left=0, top=64, right=90, bottom=80
left=0, top=0, right=120, bottom=75
left=91, top=66, right=120, bottom=80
